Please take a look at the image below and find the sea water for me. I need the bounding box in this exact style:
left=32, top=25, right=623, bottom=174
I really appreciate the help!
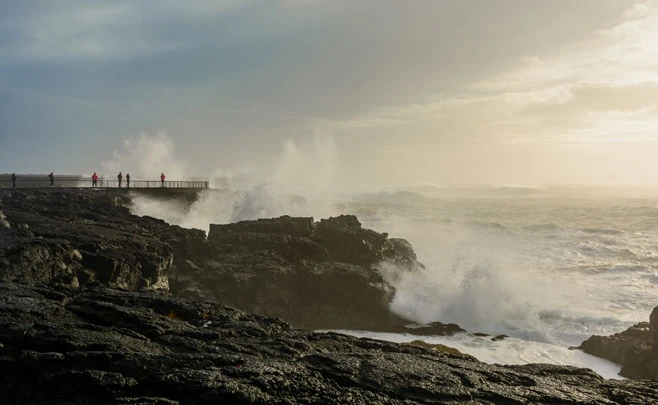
left=130, top=184, right=658, bottom=379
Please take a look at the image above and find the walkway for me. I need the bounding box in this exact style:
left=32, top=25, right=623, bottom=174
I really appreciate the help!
left=0, top=175, right=208, bottom=190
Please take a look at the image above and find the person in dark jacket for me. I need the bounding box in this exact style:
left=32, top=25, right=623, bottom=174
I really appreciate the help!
left=126, top=173, right=130, bottom=188
left=117, top=172, right=123, bottom=188
left=48, top=172, right=54, bottom=187
left=11, top=173, right=16, bottom=189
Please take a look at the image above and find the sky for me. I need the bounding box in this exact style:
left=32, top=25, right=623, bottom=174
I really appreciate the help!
left=1, top=0, right=658, bottom=189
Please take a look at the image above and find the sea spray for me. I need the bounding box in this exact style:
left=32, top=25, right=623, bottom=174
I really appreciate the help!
left=373, top=217, right=541, bottom=337
left=102, top=132, right=188, bottom=180
left=128, top=133, right=343, bottom=231
left=128, top=186, right=343, bottom=232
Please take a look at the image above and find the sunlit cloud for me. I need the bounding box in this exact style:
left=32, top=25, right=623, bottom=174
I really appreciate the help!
left=332, top=1, right=658, bottom=148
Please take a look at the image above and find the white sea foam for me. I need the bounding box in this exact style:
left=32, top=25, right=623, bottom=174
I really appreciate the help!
left=329, top=330, right=624, bottom=380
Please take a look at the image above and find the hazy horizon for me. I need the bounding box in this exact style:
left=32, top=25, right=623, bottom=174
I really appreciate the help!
left=2, top=1, right=658, bottom=188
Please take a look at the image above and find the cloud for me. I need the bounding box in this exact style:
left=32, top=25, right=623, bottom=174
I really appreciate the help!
left=3, top=1, right=658, bottom=186
left=327, top=1, right=658, bottom=147
left=0, top=1, right=264, bottom=62
left=523, top=81, right=658, bottom=114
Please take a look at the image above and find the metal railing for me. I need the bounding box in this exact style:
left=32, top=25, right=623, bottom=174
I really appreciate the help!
left=0, top=175, right=208, bottom=190
left=99, top=180, right=209, bottom=189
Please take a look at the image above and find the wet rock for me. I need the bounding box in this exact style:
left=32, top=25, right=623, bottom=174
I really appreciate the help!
left=579, top=318, right=658, bottom=379
left=2, top=283, right=658, bottom=404
left=1, top=189, right=433, bottom=333
left=209, top=215, right=315, bottom=238
left=181, top=214, right=423, bottom=331
left=0, top=190, right=171, bottom=290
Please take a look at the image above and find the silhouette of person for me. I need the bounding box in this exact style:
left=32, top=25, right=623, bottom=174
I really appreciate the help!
left=11, top=173, right=16, bottom=189
left=48, top=172, right=54, bottom=187
left=160, top=173, right=166, bottom=187
left=92, top=172, right=98, bottom=187
left=117, top=172, right=123, bottom=188
left=126, top=173, right=130, bottom=188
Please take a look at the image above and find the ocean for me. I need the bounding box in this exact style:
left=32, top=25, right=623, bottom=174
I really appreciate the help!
left=129, top=184, right=658, bottom=379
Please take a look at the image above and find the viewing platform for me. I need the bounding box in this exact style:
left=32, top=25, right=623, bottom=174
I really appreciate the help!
left=0, top=174, right=209, bottom=190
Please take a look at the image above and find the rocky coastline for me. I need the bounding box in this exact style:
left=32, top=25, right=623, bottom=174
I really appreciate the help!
left=2, top=188, right=658, bottom=404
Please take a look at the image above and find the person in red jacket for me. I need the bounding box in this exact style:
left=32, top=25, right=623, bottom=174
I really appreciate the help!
left=91, top=172, right=99, bottom=187
left=160, top=173, right=166, bottom=187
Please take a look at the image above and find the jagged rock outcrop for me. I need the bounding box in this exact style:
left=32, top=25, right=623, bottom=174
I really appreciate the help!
left=1, top=189, right=442, bottom=334
left=578, top=308, right=658, bottom=380
left=2, top=282, right=658, bottom=405
left=172, top=214, right=424, bottom=331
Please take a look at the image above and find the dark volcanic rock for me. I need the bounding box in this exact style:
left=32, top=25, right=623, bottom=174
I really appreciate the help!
left=186, top=214, right=423, bottom=331
left=579, top=317, right=658, bottom=380
left=0, top=190, right=175, bottom=290
left=209, top=215, right=316, bottom=238
left=1, top=189, right=443, bottom=334
left=2, top=282, right=658, bottom=405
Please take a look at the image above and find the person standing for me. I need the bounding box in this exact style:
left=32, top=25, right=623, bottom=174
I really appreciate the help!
left=48, top=172, right=54, bottom=187
left=126, top=173, right=131, bottom=188
left=117, top=172, right=123, bottom=188
left=11, top=173, right=16, bottom=189
left=92, top=172, right=99, bottom=187
left=160, top=173, right=166, bottom=187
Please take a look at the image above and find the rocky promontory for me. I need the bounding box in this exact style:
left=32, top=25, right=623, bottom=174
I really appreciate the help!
left=174, top=214, right=432, bottom=331
left=577, top=306, right=658, bottom=380
left=0, top=188, right=451, bottom=333
left=2, top=188, right=658, bottom=404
